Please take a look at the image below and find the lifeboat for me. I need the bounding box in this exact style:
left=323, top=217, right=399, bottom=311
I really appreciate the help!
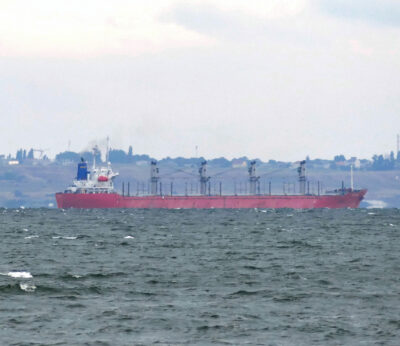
left=98, top=176, right=109, bottom=182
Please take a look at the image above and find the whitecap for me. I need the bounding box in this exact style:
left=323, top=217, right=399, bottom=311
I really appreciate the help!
left=52, top=236, right=77, bottom=240
left=22, top=228, right=29, bottom=232
left=19, top=283, right=36, bottom=292
left=24, top=235, right=39, bottom=239
left=124, top=236, right=135, bottom=239
left=368, top=212, right=376, bottom=215
left=7, top=271, right=33, bottom=279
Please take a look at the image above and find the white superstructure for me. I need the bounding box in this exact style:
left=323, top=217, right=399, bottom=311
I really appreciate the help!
left=65, top=158, right=119, bottom=194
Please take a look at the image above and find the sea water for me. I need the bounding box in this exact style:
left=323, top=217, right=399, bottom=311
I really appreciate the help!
left=0, top=208, right=399, bottom=345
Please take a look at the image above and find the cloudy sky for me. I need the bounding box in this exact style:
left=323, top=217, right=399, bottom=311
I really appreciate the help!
left=1, top=0, right=400, bottom=161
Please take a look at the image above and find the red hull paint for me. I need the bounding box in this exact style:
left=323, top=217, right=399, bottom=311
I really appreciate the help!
left=56, top=190, right=367, bottom=209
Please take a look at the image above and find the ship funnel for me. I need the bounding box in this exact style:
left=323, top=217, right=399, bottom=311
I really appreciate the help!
left=297, top=160, right=306, bottom=195
left=248, top=160, right=260, bottom=195
left=77, top=158, right=88, bottom=181
left=150, top=160, right=159, bottom=195
left=199, top=161, right=210, bottom=195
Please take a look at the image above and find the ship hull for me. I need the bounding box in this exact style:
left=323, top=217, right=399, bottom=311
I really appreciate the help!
left=55, top=190, right=367, bottom=209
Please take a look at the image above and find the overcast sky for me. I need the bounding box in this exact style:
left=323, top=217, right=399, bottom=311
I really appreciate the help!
left=1, top=0, right=400, bottom=161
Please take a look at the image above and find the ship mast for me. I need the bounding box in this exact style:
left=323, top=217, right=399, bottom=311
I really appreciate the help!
left=297, top=160, right=306, bottom=195
left=199, top=161, right=210, bottom=195
left=150, top=160, right=159, bottom=195
left=248, top=160, right=260, bottom=195
left=350, top=164, right=354, bottom=191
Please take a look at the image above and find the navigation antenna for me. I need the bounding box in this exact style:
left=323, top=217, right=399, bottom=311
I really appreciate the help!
left=150, top=160, right=160, bottom=195
left=397, top=134, right=400, bottom=155
left=199, top=161, right=210, bottom=195
left=106, top=136, right=110, bottom=163
left=248, top=160, right=260, bottom=195
left=297, top=160, right=306, bottom=195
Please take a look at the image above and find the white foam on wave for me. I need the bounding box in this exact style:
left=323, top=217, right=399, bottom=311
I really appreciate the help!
left=124, top=235, right=135, bottom=239
left=19, top=283, right=36, bottom=292
left=6, top=271, right=33, bottom=278
left=52, top=236, right=77, bottom=240
left=24, top=235, right=39, bottom=239
left=22, top=228, right=29, bottom=232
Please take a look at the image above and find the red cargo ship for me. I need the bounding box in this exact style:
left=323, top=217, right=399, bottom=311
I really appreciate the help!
left=55, top=158, right=367, bottom=209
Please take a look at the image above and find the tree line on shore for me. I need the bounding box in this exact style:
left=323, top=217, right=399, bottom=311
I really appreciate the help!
left=4, top=147, right=400, bottom=171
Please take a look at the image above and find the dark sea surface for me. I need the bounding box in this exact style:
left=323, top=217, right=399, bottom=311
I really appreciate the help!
left=1, top=208, right=400, bottom=346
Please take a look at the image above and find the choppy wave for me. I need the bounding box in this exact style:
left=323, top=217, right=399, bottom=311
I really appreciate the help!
left=2, top=271, right=33, bottom=279
left=0, top=208, right=399, bottom=345
left=24, top=235, right=39, bottom=239
left=19, top=283, right=36, bottom=292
